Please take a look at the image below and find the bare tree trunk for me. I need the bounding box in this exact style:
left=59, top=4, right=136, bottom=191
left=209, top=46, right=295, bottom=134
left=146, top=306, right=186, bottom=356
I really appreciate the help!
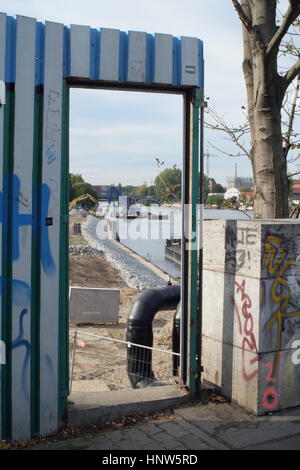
left=251, top=1, right=288, bottom=218
left=253, top=100, right=289, bottom=218
left=236, top=0, right=294, bottom=218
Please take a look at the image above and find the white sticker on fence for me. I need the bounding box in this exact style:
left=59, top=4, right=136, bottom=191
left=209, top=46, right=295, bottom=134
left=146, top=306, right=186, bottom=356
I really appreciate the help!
left=0, top=340, right=5, bottom=365
left=0, top=80, right=5, bottom=105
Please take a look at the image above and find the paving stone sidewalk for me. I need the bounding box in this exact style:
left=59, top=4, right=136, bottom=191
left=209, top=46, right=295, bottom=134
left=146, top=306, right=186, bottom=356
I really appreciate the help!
left=31, top=402, right=300, bottom=451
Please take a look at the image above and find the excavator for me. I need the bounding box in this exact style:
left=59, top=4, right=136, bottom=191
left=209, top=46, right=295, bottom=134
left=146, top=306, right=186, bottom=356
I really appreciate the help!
left=69, top=193, right=98, bottom=210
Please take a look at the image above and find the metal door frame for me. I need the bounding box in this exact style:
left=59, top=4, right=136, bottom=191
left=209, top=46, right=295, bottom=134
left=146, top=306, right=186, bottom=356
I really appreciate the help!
left=62, top=80, right=203, bottom=400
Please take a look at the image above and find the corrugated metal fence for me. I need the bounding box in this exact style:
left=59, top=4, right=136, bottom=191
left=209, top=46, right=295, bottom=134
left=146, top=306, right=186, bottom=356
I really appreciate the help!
left=0, top=13, right=204, bottom=441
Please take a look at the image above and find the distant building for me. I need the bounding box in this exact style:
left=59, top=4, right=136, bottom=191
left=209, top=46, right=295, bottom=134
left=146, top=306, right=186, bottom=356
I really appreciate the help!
left=92, top=185, right=110, bottom=199
left=208, top=178, right=218, bottom=193
left=226, top=176, right=253, bottom=189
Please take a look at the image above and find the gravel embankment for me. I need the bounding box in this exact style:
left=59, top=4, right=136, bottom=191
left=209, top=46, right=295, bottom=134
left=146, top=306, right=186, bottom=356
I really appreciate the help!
left=82, top=216, right=167, bottom=291
left=69, top=245, right=104, bottom=256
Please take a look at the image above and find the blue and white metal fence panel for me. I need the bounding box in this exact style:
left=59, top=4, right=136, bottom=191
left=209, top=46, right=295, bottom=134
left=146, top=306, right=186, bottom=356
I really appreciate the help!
left=66, top=24, right=204, bottom=86
left=0, top=12, right=204, bottom=441
left=11, top=15, right=36, bottom=440
left=40, top=20, right=65, bottom=438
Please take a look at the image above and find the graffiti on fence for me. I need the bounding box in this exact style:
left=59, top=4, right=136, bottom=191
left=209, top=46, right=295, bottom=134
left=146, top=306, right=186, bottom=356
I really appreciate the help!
left=12, top=308, right=31, bottom=399
left=45, top=89, right=61, bottom=165
left=262, top=234, right=300, bottom=376
left=0, top=174, right=55, bottom=274
left=0, top=277, right=31, bottom=397
left=234, top=279, right=259, bottom=382
left=226, top=226, right=257, bottom=271
left=260, top=233, right=300, bottom=411
left=0, top=172, right=56, bottom=398
left=262, top=361, right=279, bottom=411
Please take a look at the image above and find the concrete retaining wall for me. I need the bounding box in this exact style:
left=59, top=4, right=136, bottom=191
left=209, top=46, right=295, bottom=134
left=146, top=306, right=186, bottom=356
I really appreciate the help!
left=202, top=219, right=300, bottom=415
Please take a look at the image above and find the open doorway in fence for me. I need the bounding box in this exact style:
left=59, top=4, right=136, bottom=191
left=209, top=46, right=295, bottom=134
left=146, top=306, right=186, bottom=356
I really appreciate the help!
left=68, top=88, right=183, bottom=395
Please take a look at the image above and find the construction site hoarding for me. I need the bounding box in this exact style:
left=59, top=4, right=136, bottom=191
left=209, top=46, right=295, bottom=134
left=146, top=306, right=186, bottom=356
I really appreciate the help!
left=0, top=13, right=204, bottom=440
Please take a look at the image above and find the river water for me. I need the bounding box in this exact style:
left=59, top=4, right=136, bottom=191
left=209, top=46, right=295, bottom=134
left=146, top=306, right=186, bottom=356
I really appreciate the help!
left=103, top=205, right=253, bottom=278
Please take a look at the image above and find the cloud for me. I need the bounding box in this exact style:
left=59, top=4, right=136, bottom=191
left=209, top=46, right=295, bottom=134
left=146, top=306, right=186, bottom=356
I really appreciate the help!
left=3, top=0, right=255, bottom=186
left=69, top=88, right=183, bottom=185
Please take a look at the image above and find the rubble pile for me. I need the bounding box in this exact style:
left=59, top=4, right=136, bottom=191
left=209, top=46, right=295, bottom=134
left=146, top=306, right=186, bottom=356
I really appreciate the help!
left=69, top=245, right=104, bottom=256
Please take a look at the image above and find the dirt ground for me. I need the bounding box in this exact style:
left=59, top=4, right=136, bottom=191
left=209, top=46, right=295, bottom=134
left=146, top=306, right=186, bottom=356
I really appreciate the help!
left=68, top=213, right=178, bottom=391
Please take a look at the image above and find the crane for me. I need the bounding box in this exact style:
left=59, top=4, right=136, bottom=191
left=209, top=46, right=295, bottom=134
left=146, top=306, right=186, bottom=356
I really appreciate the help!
left=69, top=193, right=98, bottom=210
left=203, top=149, right=217, bottom=179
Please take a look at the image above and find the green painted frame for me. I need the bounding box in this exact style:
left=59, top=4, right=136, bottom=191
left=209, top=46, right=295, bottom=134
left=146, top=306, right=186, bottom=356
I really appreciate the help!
left=1, top=87, right=14, bottom=440
left=58, top=81, right=70, bottom=424
left=57, top=82, right=203, bottom=421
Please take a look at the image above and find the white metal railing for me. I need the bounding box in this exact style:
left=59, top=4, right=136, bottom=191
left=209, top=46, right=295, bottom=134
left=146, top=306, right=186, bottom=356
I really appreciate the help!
left=69, top=330, right=180, bottom=393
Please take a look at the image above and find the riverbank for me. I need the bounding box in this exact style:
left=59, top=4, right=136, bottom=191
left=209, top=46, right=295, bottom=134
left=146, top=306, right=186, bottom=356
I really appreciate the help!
left=82, top=215, right=177, bottom=290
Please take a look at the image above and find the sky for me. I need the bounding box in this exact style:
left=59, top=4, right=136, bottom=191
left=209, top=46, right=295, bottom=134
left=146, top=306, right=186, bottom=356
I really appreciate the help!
left=2, top=0, right=297, bottom=187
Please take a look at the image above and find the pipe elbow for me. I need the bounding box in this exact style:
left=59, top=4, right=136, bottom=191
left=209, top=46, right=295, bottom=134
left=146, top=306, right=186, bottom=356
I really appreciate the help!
left=126, top=285, right=180, bottom=388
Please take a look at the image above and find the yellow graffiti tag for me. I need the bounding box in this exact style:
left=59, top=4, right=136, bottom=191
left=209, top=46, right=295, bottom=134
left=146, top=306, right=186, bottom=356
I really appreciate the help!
left=262, top=235, right=300, bottom=375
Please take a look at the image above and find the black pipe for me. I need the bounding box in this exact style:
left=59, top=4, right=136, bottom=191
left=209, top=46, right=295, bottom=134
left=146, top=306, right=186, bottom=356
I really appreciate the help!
left=172, top=302, right=181, bottom=376
left=126, top=285, right=180, bottom=388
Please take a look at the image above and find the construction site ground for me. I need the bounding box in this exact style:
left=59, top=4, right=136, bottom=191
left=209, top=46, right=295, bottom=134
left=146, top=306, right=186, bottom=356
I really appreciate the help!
left=69, top=213, right=177, bottom=391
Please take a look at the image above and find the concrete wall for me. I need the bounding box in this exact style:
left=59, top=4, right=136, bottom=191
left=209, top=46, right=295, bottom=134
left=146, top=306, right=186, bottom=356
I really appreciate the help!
left=202, top=219, right=300, bottom=415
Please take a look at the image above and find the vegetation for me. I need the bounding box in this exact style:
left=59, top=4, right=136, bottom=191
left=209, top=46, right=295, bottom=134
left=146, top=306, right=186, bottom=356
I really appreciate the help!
left=203, top=174, right=210, bottom=202
left=117, top=184, right=136, bottom=196
left=214, top=183, right=226, bottom=194
left=154, top=167, right=182, bottom=201
left=69, top=174, right=98, bottom=207
left=225, top=196, right=239, bottom=208
left=206, top=194, right=225, bottom=207
left=124, top=168, right=211, bottom=204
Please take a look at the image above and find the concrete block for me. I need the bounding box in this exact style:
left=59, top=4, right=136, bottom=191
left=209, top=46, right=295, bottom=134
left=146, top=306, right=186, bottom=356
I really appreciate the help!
left=202, top=219, right=300, bottom=415
left=203, top=219, right=261, bottom=278
left=260, top=223, right=300, bottom=354
left=232, top=273, right=260, bottom=353
left=202, top=336, right=258, bottom=413
left=69, top=286, right=119, bottom=324
left=231, top=345, right=259, bottom=413
left=257, top=350, right=300, bottom=415
left=202, top=270, right=225, bottom=342
left=201, top=336, right=223, bottom=388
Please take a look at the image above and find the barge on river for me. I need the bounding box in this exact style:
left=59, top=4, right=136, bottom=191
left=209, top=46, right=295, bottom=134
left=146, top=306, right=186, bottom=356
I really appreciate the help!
left=165, top=238, right=181, bottom=265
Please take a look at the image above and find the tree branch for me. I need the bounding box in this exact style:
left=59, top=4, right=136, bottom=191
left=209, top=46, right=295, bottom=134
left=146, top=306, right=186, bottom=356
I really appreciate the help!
left=205, top=106, right=252, bottom=159
left=232, top=0, right=253, bottom=32
left=287, top=170, right=300, bottom=177
left=284, top=57, right=300, bottom=88
left=267, top=0, right=300, bottom=59
left=207, top=140, right=249, bottom=159
left=283, top=75, right=300, bottom=158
